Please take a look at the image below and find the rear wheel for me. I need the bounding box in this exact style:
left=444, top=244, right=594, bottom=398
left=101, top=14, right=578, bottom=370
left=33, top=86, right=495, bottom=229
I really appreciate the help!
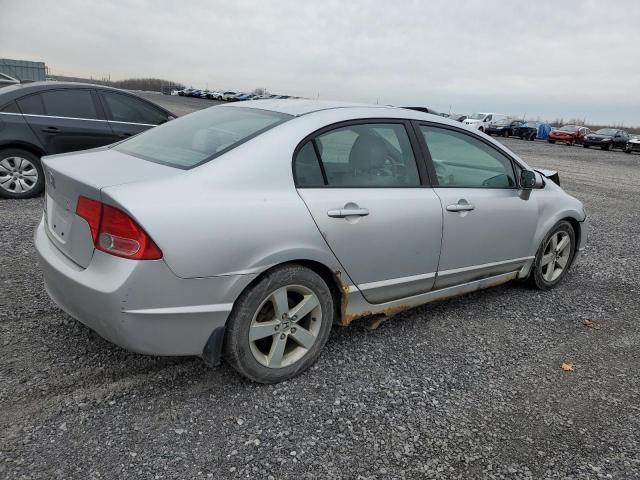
left=583, top=144, right=589, bottom=148
left=548, top=139, right=555, bottom=144
left=0, top=148, right=44, bottom=199
left=223, top=264, right=334, bottom=383
left=530, top=221, right=576, bottom=290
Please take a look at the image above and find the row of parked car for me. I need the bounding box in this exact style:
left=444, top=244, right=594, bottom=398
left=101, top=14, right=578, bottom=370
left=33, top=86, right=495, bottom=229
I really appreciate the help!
left=172, top=88, right=297, bottom=102
left=459, top=113, right=639, bottom=153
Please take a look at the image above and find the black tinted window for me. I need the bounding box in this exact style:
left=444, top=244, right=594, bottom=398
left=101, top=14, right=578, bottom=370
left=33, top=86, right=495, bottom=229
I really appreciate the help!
left=294, top=142, right=325, bottom=186
left=17, top=94, right=45, bottom=115
left=0, top=101, right=19, bottom=113
left=314, top=123, right=420, bottom=187
left=101, top=91, right=168, bottom=125
left=40, top=89, right=99, bottom=119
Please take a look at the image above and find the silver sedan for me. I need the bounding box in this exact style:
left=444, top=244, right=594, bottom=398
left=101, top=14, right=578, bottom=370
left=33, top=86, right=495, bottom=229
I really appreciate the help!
left=35, top=100, right=586, bottom=383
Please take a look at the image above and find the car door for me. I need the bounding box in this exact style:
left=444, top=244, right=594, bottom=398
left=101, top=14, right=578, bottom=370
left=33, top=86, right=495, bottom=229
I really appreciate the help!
left=17, top=88, right=114, bottom=155
left=615, top=131, right=629, bottom=149
left=294, top=120, right=443, bottom=304
left=417, top=124, right=539, bottom=289
left=98, top=90, right=172, bottom=141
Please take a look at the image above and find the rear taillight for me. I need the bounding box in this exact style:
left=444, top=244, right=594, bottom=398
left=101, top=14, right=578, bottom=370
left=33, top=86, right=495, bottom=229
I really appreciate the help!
left=75, top=196, right=162, bottom=260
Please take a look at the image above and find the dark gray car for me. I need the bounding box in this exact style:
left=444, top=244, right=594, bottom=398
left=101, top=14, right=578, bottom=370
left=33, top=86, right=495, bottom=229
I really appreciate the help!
left=0, top=82, right=175, bottom=198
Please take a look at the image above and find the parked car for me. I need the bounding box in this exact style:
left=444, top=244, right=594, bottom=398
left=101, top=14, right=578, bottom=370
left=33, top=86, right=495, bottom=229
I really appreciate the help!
left=463, top=113, right=508, bottom=132
left=486, top=119, right=524, bottom=137
left=235, top=93, right=257, bottom=101
left=208, top=90, right=224, bottom=100
left=547, top=125, right=591, bottom=145
left=625, top=136, right=640, bottom=154
left=583, top=128, right=630, bottom=150
left=513, top=121, right=540, bottom=140
left=449, top=114, right=467, bottom=123
left=0, top=73, right=20, bottom=88
left=221, top=91, right=238, bottom=101
left=0, top=81, right=175, bottom=198
left=178, top=89, right=193, bottom=97
left=35, top=100, right=586, bottom=383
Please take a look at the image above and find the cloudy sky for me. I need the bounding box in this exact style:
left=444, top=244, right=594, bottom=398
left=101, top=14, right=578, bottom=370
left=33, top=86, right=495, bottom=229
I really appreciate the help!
left=2, top=0, right=639, bottom=124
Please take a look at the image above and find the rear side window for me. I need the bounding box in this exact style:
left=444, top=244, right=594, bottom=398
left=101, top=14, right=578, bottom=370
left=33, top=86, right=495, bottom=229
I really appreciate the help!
left=309, top=123, right=420, bottom=187
left=294, top=142, right=325, bottom=186
left=17, top=94, right=45, bottom=115
left=115, top=106, right=290, bottom=169
left=40, top=89, right=99, bottom=119
left=101, top=91, right=168, bottom=125
left=0, top=101, right=19, bottom=113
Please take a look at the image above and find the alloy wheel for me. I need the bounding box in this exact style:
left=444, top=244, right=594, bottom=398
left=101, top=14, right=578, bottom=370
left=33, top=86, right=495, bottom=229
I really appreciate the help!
left=249, top=285, right=322, bottom=369
left=0, top=156, right=39, bottom=194
left=540, top=231, right=572, bottom=282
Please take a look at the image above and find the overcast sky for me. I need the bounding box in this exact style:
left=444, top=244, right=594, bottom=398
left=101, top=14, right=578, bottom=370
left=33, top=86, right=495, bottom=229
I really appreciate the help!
left=2, top=0, right=639, bottom=124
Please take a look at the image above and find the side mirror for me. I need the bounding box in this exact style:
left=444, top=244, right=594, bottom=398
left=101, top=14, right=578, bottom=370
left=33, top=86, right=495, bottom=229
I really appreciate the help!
left=520, top=170, right=536, bottom=189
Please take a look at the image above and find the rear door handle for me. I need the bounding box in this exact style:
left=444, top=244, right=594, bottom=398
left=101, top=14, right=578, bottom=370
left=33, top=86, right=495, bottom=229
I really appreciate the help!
left=327, top=207, right=370, bottom=218
left=446, top=203, right=475, bottom=212
left=42, top=126, right=59, bottom=133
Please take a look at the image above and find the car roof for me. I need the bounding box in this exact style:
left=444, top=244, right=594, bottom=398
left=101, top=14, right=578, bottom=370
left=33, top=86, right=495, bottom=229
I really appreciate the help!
left=226, top=99, right=408, bottom=117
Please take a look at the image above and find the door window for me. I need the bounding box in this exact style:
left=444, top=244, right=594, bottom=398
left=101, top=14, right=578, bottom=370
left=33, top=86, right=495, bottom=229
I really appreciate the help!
left=16, top=94, right=45, bottom=115
left=293, top=142, right=325, bottom=187
left=40, top=89, right=99, bottom=119
left=303, top=123, right=420, bottom=187
left=101, top=91, right=168, bottom=125
left=420, top=126, right=516, bottom=188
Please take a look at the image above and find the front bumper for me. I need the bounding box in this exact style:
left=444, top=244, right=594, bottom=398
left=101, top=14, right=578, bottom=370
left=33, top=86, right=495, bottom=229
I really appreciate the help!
left=35, top=218, right=255, bottom=356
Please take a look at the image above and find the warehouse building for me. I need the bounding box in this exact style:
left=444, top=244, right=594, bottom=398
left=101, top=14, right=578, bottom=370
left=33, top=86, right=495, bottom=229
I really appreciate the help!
left=0, top=58, right=47, bottom=83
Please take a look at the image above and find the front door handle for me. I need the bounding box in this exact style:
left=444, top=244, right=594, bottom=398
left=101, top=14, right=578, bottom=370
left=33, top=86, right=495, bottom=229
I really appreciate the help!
left=42, top=126, right=59, bottom=133
left=446, top=202, right=475, bottom=212
left=327, top=207, right=370, bottom=218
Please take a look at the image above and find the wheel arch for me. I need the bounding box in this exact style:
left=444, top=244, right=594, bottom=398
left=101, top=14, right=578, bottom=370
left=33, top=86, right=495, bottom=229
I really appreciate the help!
left=0, top=141, right=46, bottom=159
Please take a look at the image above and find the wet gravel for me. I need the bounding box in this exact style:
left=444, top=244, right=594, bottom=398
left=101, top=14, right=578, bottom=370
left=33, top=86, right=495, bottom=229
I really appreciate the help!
left=1, top=117, right=640, bottom=478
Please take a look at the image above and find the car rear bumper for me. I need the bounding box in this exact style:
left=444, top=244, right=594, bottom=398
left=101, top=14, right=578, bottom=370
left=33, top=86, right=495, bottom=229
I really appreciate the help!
left=35, top=217, right=255, bottom=357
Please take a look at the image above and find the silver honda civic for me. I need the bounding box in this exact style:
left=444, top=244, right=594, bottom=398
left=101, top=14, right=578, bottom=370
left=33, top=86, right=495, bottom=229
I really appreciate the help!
left=35, top=100, right=586, bottom=383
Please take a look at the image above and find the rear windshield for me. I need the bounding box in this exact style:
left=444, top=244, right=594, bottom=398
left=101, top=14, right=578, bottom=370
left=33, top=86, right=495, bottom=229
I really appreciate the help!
left=559, top=125, right=578, bottom=132
left=115, top=106, right=291, bottom=168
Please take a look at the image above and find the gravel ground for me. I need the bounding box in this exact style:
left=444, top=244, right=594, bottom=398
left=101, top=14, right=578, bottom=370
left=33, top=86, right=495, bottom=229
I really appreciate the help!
left=1, top=98, right=640, bottom=479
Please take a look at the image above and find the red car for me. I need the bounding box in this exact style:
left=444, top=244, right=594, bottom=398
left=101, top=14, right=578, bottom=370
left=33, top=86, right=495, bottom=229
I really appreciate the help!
left=548, top=125, right=591, bottom=145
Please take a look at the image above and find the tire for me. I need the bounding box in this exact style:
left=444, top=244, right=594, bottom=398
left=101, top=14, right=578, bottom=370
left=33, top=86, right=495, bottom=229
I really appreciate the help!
left=503, top=130, right=509, bottom=138
left=548, top=139, right=555, bottom=144
left=478, top=127, right=484, bottom=133
left=625, top=148, right=631, bottom=154
left=583, top=144, right=589, bottom=148
left=601, top=145, right=610, bottom=151
left=223, top=264, right=334, bottom=383
left=0, top=148, right=45, bottom=199
left=530, top=221, right=576, bottom=290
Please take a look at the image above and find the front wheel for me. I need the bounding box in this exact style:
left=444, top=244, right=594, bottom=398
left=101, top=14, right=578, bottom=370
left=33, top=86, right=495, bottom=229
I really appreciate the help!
left=530, top=221, right=576, bottom=290
left=548, top=139, right=555, bottom=144
left=223, top=264, right=334, bottom=383
left=0, top=148, right=44, bottom=199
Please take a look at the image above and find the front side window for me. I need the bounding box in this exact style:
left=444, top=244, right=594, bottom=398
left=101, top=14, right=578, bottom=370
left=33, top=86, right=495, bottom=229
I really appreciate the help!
left=305, top=123, right=420, bottom=187
left=101, top=91, right=169, bottom=125
left=420, top=126, right=516, bottom=188
left=40, top=89, right=99, bottom=119
left=115, top=106, right=290, bottom=169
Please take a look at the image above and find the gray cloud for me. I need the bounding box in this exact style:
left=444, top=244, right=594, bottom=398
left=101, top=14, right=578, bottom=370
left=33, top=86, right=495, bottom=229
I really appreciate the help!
left=2, top=0, right=638, bottom=124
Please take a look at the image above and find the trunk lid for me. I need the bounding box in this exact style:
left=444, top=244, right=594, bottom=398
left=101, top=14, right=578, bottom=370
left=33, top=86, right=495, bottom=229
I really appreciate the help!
left=42, top=147, right=179, bottom=268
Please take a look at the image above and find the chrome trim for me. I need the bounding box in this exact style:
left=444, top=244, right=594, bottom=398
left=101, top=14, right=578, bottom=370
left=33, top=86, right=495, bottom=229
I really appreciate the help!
left=0, top=111, right=156, bottom=127
left=359, top=271, right=436, bottom=291
left=123, top=303, right=234, bottom=315
left=437, top=256, right=534, bottom=277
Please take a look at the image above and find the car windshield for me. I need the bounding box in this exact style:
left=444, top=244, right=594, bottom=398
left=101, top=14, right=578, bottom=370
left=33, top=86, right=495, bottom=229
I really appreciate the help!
left=524, top=122, right=538, bottom=127
left=559, top=125, right=579, bottom=132
left=595, top=128, right=617, bottom=136
left=493, top=119, right=509, bottom=126
left=115, top=106, right=291, bottom=169
left=469, top=113, right=486, bottom=120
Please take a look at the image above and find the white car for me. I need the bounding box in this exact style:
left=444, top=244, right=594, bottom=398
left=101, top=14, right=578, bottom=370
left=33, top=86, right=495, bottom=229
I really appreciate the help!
left=221, top=91, right=238, bottom=101
left=464, top=113, right=508, bottom=132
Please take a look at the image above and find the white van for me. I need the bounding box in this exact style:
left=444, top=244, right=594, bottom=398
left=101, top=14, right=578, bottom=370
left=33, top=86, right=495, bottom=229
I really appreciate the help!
left=463, top=113, right=508, bottom=132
